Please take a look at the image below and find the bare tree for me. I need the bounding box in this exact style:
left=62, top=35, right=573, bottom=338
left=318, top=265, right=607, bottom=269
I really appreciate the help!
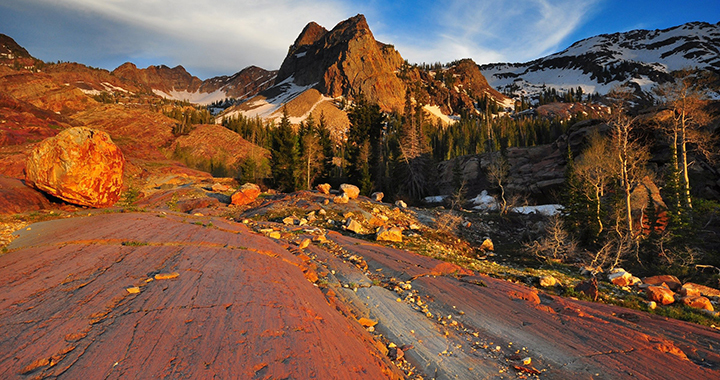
left=654, top=69, right=714, bottom=209
left=573, top=132, right=617, bottom=235
left=300, top=132, right=325, bottom=190
left=606, top=87, right=649, bottom=237
left=487, top=153, right=509, bottom=214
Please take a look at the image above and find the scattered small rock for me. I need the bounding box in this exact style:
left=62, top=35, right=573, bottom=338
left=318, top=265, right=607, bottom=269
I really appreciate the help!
left=358, top=317, right=378, bottom=328
left=333, top=193, right=349, bottom=204
left=297, top=239, right=311, bottom=249
left=316, top=183, right=331, bottom=194
left=211, top=183, right=231, bottom=192
left=154, top=272, right=179, bottom=280
left=231, top=183, right=261, bottom=206
left=126, top=286, right=141, bottom=294
left=376, top=226, right=403, bottom=242
left=479, top=238, right=494, bottom=252
left=608, top=270, right=633, bottom=287
left=539, top=275, right=559, bottom=288
left=340, top=184, right=360, bottom=199
left=371, top=192, right=384, bottom=202
left=344, top=218, right=364, bottom=234
left=644, top=285, right=675, bottom=305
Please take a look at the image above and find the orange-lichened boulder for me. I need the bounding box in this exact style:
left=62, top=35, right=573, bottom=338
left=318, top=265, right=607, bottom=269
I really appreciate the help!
left=25, top=127, right=125, bottom=208
left=231, top=183, right=261, bottom=206
left=681, top=295, right=714, bottom=311
left=645, top=285, right=676, bottom=305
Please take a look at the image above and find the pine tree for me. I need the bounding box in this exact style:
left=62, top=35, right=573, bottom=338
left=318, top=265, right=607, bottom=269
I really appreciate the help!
left=270, top=109, right=299, bottom=192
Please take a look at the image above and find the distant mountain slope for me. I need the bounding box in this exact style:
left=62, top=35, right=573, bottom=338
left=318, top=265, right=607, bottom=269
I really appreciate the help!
left=480, top=21, right=720, bottom=100
left=112, top=63, right=277, bottom=105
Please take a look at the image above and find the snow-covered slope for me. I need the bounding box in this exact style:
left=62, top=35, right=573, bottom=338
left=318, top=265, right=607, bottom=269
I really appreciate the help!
left=480, top=21, right=720, bottom=100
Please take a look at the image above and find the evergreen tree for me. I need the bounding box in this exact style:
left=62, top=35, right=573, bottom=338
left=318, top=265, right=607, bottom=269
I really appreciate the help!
left=270, top=109, right=299, bottom=192
left=347, top=95, right=385, bottom=194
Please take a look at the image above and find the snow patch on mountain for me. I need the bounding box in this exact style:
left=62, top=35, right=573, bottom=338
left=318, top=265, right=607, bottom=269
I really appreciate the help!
left=219, top=76, right=318, bottom=122
left=152, top=88, right=227, bottom=105
left=424, top=105, right=459, bottom=125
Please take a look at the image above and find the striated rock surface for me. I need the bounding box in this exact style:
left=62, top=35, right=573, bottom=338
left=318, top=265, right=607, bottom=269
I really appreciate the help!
left=0, top=213, right=402, bottom=379
left=276, top=14, right=406, bottom=112
left=25, top=127, right=125, bottom=208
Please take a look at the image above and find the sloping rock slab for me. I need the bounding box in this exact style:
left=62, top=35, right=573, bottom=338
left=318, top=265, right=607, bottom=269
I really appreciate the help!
left=0, top=176, right=51, bottom=214
left=323, top=231, right=720, bottom=379
left=0, top=213, right=401, bottom=379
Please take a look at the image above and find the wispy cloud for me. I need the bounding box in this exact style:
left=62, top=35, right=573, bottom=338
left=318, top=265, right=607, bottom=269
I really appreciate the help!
left=377, top=0, right=600, bottom=65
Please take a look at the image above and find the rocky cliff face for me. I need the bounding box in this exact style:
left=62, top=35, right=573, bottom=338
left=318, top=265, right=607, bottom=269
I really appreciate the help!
left=276, top=14, right=406, bottom=112
left=112, top=63, right=277, bottom=105
left=112, top=63, right=203, bottom=93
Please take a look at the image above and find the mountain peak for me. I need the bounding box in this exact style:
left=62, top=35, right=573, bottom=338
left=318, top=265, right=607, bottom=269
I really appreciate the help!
left=276, top=14, right=405, bottom=111
left=0, top=34, right=33, bottom=61
left=290, top=22, right=328, bottom=53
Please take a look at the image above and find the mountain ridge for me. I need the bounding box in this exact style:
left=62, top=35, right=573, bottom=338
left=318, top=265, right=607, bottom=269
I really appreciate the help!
left=480, top=21, right=720, bottom=100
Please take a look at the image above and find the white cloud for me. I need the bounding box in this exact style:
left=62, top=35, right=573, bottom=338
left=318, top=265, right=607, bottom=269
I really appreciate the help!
left=25, top=0, right=351, bottom=76
left=378, top=0, right=600, bottom=65
left=10, top=0, right=602, bottom=76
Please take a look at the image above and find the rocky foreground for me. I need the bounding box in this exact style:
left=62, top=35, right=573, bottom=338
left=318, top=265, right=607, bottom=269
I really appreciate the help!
left=2, top=189, right=719, bottom=379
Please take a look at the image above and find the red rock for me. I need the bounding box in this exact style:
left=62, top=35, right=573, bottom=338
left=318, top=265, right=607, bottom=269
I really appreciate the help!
left=0, top=213, right=402, bottom=379
left=681, top=296, right=714, bottom=311
left=0, top=176, right=51, bottom=214
left=340, top=183, right=360, bottom=199
left=645, top=285, right=676, bottom=305
left=231, top=183, right=261, bottom=206
left=643, top=275, right=682, bottom=291
left=25, top=127, right=125, bottom=208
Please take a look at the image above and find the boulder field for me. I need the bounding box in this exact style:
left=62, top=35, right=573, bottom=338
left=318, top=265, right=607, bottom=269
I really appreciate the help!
left=1, top=208, right=719, bottom=379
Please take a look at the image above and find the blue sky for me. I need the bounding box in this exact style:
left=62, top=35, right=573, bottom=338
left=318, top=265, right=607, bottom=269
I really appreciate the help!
left=1, top=0, right=718, bottom=79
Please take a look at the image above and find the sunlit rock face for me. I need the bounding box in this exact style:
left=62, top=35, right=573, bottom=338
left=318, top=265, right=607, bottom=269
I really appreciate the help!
left=25, top=126, right=125, bottom=208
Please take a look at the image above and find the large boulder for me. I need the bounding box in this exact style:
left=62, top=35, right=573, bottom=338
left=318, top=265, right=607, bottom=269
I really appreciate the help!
left=25, top=127, right=125, bottom=208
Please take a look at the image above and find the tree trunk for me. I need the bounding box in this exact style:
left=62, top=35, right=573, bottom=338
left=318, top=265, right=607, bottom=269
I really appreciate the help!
left=680, top=125, right=692, bottom=208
